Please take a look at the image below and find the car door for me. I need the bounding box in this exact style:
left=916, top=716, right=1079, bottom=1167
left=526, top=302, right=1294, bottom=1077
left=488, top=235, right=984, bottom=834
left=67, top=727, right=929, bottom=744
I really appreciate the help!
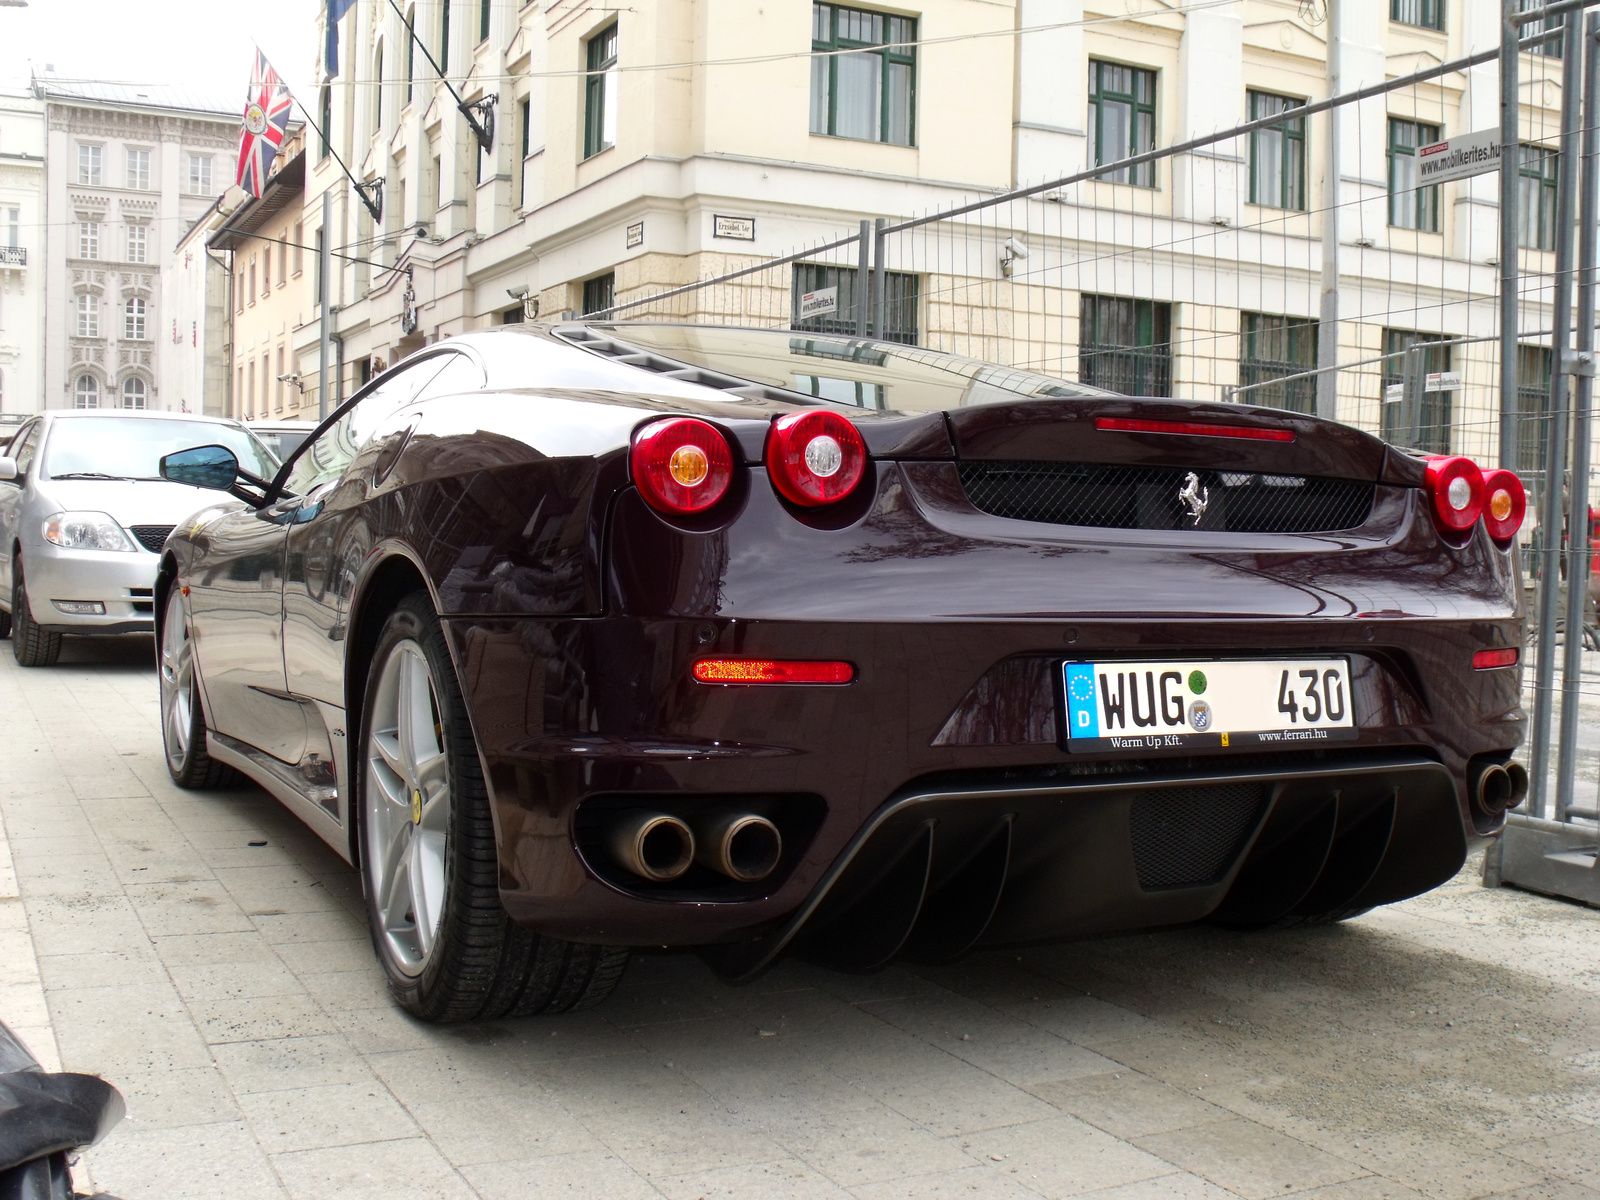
left=0, top=419, right=41, bottom=602
left=279, top=352, right=473, bottom=782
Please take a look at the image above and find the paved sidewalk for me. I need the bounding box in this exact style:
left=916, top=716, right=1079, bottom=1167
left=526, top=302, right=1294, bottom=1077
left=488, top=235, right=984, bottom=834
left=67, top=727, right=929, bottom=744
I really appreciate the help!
left=1, top=635, right=1598, bottom=1200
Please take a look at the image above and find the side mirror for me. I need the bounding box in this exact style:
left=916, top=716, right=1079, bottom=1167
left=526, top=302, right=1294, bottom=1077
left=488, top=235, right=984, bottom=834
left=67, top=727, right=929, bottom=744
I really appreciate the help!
left=160, top=444, right=242, bottom=492
left=0, top=457, right=16, bottom=482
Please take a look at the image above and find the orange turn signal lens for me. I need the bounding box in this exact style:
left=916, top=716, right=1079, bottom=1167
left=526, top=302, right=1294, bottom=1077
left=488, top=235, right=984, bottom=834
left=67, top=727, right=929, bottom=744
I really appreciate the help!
left=692, top=659, right=855, bottom=685
left=1472, top=647, right=1519, bottom=670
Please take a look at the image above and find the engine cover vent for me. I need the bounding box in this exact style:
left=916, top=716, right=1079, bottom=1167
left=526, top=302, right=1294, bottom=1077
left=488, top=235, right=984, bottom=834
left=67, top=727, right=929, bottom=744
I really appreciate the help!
left=1129, top=784, right=1268, bottom=891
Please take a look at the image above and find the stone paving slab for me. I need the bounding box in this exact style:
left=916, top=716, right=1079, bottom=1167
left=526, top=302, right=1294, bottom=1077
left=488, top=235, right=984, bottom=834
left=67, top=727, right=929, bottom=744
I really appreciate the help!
left=1, top=634, right=1598, bottom=1200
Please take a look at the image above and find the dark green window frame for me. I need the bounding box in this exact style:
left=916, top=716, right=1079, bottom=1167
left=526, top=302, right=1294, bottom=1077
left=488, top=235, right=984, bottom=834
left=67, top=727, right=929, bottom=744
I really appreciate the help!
left=1519, top=0, right=1562, bottom=55
left=1088, top=60, right=1156, bottom=188
left=1239, top=312, right=1318, bottom=413
left=582, top=271, right=615, bottom=316
left=1515, top=343, right=1553, bottom=478
left=1080, top=294, right=1172, bottom=396
left=790, top=262, right=919, bottom=344
left=405, top=6, right=416, bottom=102
left=1518, top=144, right=1558, bottom=251
left=1247, top=91, right=1306, bottom=210
left=1391, top=0, right=1444, bottom=30
left=319, top=86, right=332, bottom=161
left=479, top=0, right=491, bottom=43
left=1381, top=328, right=1452, bottom=454
left=584, top=23, right=618, bottom=160
left=809, top=4, right=916, bottom=147
left=1388, top=118, right=1441, bottom=232
left=439, top=0, right=450, bottom=73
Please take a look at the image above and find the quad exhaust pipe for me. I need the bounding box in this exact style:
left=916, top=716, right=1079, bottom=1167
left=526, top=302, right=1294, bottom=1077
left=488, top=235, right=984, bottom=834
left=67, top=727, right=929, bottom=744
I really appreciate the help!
left=608, top=810, right=783, bottom=883
left=1470, top=760, right=1528, bottom=820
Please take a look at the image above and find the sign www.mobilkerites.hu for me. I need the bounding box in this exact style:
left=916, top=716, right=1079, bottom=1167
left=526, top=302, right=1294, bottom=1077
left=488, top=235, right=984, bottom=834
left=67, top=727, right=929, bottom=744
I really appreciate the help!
left=1418, top=130, right=1502, bottom=187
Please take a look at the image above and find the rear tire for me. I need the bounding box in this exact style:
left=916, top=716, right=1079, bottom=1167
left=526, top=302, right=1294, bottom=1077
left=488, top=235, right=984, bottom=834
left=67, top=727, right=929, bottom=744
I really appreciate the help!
left=159, top=588, right=236, bottom=789
left=358, top=592, right=629, bottom=1022
left=11, top=558, right=61, bottom=667
left=0, top=604, right=10, bottom=639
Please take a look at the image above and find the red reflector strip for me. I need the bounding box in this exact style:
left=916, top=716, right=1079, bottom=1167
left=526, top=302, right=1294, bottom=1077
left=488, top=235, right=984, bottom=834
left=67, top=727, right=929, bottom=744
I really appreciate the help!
left=1472, top=647, right=1520, bottom=670
left=1095, top=416, right=1296, bottom=443
left=692, top=659, right=854, bottom=685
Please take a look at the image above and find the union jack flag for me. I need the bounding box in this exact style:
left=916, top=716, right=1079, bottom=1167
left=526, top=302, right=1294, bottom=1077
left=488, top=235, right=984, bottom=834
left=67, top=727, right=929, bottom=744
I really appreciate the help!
left=236, top=50, right=293, bottom=198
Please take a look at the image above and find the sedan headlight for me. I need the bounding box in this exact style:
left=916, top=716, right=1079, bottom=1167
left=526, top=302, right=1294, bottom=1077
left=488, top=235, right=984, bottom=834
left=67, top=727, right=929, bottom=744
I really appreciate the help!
left=42, top=511, right=137, bottom=552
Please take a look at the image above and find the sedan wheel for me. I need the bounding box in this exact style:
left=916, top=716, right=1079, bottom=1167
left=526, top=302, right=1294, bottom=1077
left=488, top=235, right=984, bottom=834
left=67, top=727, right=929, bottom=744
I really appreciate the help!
left=11, top=558, right=61, bottom=667
left=359, top=593, right=630, bottom=1021
left=158, top=587, right=234, bottom=789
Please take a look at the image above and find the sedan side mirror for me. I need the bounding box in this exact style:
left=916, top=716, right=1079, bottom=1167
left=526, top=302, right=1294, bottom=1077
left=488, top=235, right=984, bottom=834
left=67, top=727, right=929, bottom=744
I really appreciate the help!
left=0, top=457, right=16, bottom=482
left=160, top=445, right=241, bottom=492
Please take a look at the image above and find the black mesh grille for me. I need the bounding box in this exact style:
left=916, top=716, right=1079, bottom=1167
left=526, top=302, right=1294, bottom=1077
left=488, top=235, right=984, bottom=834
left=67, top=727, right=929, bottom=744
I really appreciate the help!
left=1129, top=784, right=1268, bottom=890
left=958, top=462, right=1374, bottom=534
left=129, top=525, right=174, bottom=554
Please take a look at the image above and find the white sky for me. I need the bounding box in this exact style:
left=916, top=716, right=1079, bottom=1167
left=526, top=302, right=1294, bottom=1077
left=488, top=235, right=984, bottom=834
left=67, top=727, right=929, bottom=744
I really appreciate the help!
left=1, top=0, right=322, bottom=113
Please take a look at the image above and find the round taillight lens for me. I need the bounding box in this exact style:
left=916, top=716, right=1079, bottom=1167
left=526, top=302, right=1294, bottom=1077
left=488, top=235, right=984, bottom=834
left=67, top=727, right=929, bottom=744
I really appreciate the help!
left=630, top=417, right=735, bottom=515
left=765, top=411, right=867, bottom=507
left=1481, top=468, right=1527, bottom=544
left=1424, top=455, right=1485, bottom=533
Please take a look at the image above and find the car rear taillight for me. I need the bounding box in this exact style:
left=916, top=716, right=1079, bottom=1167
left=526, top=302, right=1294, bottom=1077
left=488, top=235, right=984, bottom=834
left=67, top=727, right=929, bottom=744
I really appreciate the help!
left=765, top=411, right=867, bottom=506
left=1472, top=647, right=1519, bottom=670
left=1481, top=469, right=1527, bottom=545
left=692, top=659, right=855, bottom=684
left=630, top=417, right=735, bottom=515
left=1423, top=455, right=1485, bottom=534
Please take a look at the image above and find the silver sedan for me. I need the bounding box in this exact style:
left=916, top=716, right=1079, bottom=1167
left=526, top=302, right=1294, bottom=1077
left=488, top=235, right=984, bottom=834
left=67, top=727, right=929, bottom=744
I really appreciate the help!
left=0, top=411, right=279, bottom=666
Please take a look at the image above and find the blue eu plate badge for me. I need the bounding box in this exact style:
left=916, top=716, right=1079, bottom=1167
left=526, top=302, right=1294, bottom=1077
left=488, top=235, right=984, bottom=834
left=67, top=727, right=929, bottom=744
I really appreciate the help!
left=1065, top=663, right=1099, bottom=739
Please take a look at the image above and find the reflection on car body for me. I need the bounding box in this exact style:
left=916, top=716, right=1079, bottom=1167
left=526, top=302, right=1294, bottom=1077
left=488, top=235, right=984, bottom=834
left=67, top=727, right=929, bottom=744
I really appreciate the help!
left=153, top=323, right=1526, bottom=1022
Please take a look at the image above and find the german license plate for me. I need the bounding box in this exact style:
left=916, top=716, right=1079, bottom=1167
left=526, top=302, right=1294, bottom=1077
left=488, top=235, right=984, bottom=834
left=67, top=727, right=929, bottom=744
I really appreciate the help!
left=1061, top=658, right=1356, bottom=754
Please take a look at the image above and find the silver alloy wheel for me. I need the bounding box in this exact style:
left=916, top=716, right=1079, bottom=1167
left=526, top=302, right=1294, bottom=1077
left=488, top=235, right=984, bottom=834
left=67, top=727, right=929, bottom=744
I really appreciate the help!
left=365, top=640, right=452, bottom=977
left=159, top=590, right=193, bottom=769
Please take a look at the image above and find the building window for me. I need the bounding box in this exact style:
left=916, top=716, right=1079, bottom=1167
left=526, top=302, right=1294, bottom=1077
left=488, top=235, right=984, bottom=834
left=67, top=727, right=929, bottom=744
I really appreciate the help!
left=124, top=297, right=147, bottom=340
left=78, top=220, right=99, bottom=260
left=439, top=0, right=451, bottom=74
left=1391, top=0, right=1444, bottom=30
left=790, top=262, right=919, bottom=344
left=126, top=223, right=146, bottom=264
left=263, top=248, right=271, bottom=294
left=405, top=5, right=417, bottom=102
left=319, top=86, right=332, bottom=160
left=1518, top=144, right=1558, bottom=251
left=1239, top=312, right=1318, bottom=413
left=1248, top=91, right=1306, bottom=210
left=809, top=4, right=916, bottom=146
left=78, top=144, right=102, bottom=185
left=276, top=347, right=286, bottom=410
left=247, top=358, right=256, bottom=417
left=121, top=377, right=146, bottom=410
left=1381, top=329, right=1452, bottom=454
left=519, top=96, right=531, bottom=206
left=431, top=154, right=442, bottom=214
left=73, top=376, right=100, bottom=408
left=293, top=222, right=304, bottom=274
left=583, top=23, right=619, bottom=159
left=1388, top=118, right=1441, bottom=232
left=7, top=207, right=19, bottom=248
left=1516, top=344, right=1552, bottom=477
left=248, top=259, right=257, bottom=303
left=479, top=0, right=491, bottom=42
left=1519, top=0, right=1561, bottom=55
left=582, top=271, right=615, bottom=315
left=75, top=294, right=98, bottom=337
left=126, top=148, right=151, bottom=190
left=278, top=238, right=287, bottom=286
left=1088, top=60, right=1157, bottom=187
left=314, top=228, right=323, bottom=298
left=188, top=154, right=213, bottom=195
left=1080, top=294, right=1172, bottom=396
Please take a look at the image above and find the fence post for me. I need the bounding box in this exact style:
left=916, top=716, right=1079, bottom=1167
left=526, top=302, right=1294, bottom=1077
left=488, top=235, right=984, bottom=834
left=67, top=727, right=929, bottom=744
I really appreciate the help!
left=856, top=220, right=870, bottom=337
left=1316, top=0, right=1342, bottom=422
left=1556, top=11, right=1600, bottom=822
left=871, top=218, right=887, bottom=339
left=1499, top=0, right=1521, bottom=471
left=1529, top=7, right=1586, bottom=819
left=1402, top=346, right=1424, bottom=448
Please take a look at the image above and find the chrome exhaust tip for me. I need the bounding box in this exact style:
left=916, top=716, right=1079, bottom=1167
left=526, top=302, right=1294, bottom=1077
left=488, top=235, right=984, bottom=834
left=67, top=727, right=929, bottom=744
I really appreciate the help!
left=1474, top=763, right=1515, bottom=817
left=1504, top=761, right=1529, bottom=809
left=610, top=812, right=695, bottom=882
left=696, top=812, right=783, bottom=882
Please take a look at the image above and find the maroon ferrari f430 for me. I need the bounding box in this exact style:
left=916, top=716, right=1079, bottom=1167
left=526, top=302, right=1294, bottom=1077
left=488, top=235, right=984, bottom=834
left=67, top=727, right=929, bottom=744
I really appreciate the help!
left=153, top=323, right=1526, bottom=1021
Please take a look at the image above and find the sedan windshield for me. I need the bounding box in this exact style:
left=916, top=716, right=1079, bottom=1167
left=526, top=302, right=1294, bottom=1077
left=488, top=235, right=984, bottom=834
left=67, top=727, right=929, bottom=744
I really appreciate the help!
left=44, top=418, right=278, bottom=482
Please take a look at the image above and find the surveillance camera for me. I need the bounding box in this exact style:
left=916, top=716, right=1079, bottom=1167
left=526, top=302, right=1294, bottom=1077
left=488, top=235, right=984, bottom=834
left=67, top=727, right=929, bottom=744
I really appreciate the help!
left=507, top=285, right=529, bottom=300
left=1003, top=237, right=1030, bottom=260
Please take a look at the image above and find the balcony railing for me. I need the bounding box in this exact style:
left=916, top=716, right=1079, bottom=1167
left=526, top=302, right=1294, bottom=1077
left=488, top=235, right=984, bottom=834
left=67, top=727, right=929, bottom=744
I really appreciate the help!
left=0, top=246, right=25, bottom=266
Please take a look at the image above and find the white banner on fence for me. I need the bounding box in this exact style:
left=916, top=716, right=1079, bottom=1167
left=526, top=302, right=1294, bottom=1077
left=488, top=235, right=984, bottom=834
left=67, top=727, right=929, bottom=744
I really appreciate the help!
left=798, top=287, right=838, bottom=319
left=1424, top=370, right=1463, bottom=392
left=1418, top=130, right=1502, bottom=186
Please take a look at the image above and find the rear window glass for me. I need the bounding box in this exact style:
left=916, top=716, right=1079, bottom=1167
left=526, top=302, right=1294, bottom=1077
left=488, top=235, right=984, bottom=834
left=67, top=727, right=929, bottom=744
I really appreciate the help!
left=45, top=418, right=279, bottom=481
left=564, top=324, right=1115, bottom=414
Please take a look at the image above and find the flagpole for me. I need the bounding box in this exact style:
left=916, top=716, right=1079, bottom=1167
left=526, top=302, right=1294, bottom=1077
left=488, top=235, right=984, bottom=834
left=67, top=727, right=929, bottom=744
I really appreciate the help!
left=318, top=188, right=331, bottom=422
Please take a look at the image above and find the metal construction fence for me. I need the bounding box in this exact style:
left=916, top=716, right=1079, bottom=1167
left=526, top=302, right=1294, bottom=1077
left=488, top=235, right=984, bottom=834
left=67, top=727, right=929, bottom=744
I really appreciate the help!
left=590, top=0, right=1600, bottom=888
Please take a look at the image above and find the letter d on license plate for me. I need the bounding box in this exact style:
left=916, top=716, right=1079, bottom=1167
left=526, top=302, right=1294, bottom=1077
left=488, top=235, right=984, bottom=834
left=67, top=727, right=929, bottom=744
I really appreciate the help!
left=1062, top=658, right=1357, bottom=754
